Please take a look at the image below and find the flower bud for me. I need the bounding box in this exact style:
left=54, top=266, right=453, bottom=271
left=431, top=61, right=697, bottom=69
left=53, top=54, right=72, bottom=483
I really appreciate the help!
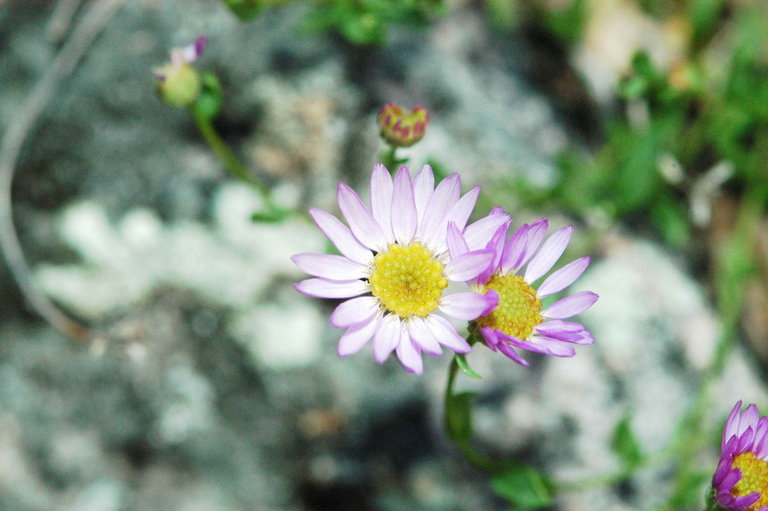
left=377, top=103, right=429, bottom=147
left=154, top=36, right=207, bottom=109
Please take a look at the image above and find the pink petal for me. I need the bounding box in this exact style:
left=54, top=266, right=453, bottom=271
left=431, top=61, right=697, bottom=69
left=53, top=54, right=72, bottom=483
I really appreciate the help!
left=446, top=222, right=469, bottom=259
left=373, top=315, right=401, bottom=363
left=391, top=166, right=418, bottom=244
left=413, top=165, right=435, bottom=223
left=295, top=278, right=368, bottom=299
left=338, top=183, right=388, bottom=252
left=444, top=249, right=494, bottom=281
left=519, top=218, right=548, bottom=267
left=543, top=291, right=599, bottom=319
left=330, top=296, right=380, bottom=328
left=528, top=336, right=578, bottom=357
left=463, top=209, right=511, bottom=251
left=309, top=208, right=373, bottom=265
left=396, top=334, right=424, bottom=374
left=439, top=292, right=495, bottom=321
left=370, top=163, right=394, bottom=242
left=445, top=187, right=480, bottom=232
left=337, top=315, right=380, bottom=356
left=724, top=401, right=743, bottom=448
left=419, top=174, right=460, bottom=250
left=500, top=223, right=529, bottom=273
left=407, top=317, right=442, bottom=356
left=425, top=315, right=471, bottom=353
left=524, top=225, right=573, bottom=284
left=292, top=253, right=369, bottom=280
left=537, top=257, right=590, bottom=298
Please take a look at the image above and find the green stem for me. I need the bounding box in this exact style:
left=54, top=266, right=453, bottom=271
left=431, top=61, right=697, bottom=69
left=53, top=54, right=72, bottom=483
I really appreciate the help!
left=192, top=109, right=283, bottom=219
left=444, top=356, right=498, bottom=473
left=381, top=144, right=399, bottom=172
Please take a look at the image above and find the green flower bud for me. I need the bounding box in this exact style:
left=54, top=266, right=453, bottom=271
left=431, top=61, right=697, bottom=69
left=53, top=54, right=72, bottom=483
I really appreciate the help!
left=154, top=36, right=207, bottom=109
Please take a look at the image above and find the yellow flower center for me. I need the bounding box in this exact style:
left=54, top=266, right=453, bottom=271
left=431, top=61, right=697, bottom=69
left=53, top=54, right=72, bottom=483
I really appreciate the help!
left=731, top=452, right=768, bottom=510
left=369, top=242, right=447, bottom=318
left=476, top=274, right=543, bottom=339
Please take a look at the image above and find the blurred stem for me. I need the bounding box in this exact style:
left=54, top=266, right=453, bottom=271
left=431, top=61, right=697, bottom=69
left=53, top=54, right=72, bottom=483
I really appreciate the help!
left=191, top=109, right=283, bottom=219
left=444, top=356, right=498, bottom=473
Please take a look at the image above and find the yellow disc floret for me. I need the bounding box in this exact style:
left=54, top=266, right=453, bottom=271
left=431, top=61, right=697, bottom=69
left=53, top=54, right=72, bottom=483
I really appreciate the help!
left=476, top=274, right=543, bottom=339
left=369, top=242, right=447, bottom=318
left=731, top=452, right=768, bottom=510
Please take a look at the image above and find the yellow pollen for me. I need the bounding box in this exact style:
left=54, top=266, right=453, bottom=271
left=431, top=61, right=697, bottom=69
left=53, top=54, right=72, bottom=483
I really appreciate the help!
left=476, top=273, right=543, bottom=339
left=368, top=242, right=447, bottom=318
left=731, top=452, right=768, bottom=510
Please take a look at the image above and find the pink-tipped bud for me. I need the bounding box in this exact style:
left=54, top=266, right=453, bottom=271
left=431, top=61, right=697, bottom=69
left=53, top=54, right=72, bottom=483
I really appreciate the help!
left=154, top=36, right=207, bottom=109
left=377, top=103, right=430, bottom=147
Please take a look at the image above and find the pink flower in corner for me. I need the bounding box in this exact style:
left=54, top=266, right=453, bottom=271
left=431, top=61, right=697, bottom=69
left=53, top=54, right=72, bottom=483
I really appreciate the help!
left=292, top=164, right=508, bottom=374
left=711, top=401, right=768, bottom=511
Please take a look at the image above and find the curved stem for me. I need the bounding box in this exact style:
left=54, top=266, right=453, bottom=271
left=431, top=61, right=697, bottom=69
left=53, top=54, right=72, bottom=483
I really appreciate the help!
left=444, top=356, right=498, bottom=473
left=191, top=110, right=283, bottom=218
left=0, top=0, right=126, bottom=342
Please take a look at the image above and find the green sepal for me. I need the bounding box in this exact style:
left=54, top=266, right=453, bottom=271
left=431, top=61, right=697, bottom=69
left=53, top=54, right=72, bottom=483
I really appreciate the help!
left=455, top=353, right=482, bottom=379
left=191, top=72, right=223, bottom=120
left=491, top=462, right=553, bottom=509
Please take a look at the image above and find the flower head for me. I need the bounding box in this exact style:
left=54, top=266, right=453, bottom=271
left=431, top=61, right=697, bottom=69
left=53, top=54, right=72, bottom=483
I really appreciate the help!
left=154, top=36, right=208, bottom=108
left=377, top=103, right=429, bottom=147
left=292, top=164, right=507, bottom=374
left=447, top=217, right=597, bottom=366
left=711, top=401, right=768, bottom=511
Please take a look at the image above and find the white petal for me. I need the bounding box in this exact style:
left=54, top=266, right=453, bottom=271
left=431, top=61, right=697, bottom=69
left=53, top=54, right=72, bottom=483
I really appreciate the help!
left=370, top=163, right=394, bottom=242
left=446, top=222, right=470, bottom=259
left=439, top=292, right=493, bottom=320
left=419, top=174, right=460, bottom=250
left=337, top=315, right=379, bottom=356
left=292, top=253, right=368, bottom=280
left=413, top=165, right=435, bottom=224
left=463, top=210, right=511, bottom=251
left=338, top=183, right=388, bottom=252
left=426, top=315, right=471, bottom=353
left=391, top=166, right=417, bottom=245
left=444, top=249, right=494, bottom=281
left=373, top=315, right=401, bottom=363
left=396, top=333, right=424, bottom=374
left=445, top=186, right=480, bottom=231
left=537, top=257, right=590, bottom=297
left=330, top=296, right=380, bottom=328
left=309, top=208, right=373, bottom=265
left=524, top=226, right=573, bottom=284
left=407, top=317, right=442, bottom=356
left=295, top=278, right=368, bottom=299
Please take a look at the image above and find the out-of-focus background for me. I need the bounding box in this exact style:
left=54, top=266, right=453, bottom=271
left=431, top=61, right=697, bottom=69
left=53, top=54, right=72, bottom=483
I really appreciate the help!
left=0, top=1, right=767, bottom=510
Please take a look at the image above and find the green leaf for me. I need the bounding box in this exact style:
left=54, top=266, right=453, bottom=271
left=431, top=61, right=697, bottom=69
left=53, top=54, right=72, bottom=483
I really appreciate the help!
left=611, top=414, right=644, bottom=469
left=455, top=354, right=482, bottom=379
left=446, top=391, right=474, bottom=444
left=491, top=463, right=553, bottom=509
left=220, top=0, right=263, bottom=21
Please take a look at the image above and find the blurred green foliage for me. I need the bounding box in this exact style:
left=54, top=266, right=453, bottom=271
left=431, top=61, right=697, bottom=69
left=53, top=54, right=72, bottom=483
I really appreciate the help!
left=221, top=0, right=444, bottom=45
left=525, top=0, right=768, bottom=248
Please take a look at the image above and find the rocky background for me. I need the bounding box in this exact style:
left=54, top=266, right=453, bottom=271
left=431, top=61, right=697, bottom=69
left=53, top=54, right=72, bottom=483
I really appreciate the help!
left=1, top=1, right=767, bottom=510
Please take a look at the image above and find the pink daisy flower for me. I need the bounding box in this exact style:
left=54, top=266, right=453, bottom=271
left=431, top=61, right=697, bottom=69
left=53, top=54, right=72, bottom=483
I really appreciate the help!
left=293, top=164, right=508, bottom=374
left=446, top=216, right=598, bottom=366
left=711, top=401, right=768, bottom=511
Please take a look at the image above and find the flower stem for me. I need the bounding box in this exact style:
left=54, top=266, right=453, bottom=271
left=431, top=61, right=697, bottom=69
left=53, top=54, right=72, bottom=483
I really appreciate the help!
left=191, top=109, right=284, bottom=220
left=381, top=144, right=399, bottom=172
left=444, top=356, right=498, bottom=473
